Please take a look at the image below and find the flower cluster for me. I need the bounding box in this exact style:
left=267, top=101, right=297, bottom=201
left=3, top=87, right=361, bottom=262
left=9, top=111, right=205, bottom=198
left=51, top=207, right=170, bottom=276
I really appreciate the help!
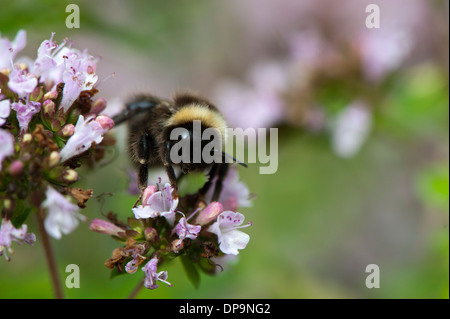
left=90, top=167, right=253, bottom=290
left=0, top=30, right=115, bottom=260
left=211, top=0, right=441, bottom=158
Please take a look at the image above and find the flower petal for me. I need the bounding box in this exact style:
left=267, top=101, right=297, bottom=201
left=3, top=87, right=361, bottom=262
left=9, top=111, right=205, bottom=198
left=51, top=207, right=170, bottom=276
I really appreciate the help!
left=132, top=205, right=160, bottom=219
left=217, top=211, right=246, bottom=229
left=0, top=100, right=10, bottom=118
left=219, top=229, right=250, bottom=255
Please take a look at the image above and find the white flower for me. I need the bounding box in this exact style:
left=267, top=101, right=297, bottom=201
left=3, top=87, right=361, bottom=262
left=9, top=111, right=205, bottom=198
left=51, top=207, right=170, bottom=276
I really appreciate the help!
left=42, top=186, right=86, bottom=239
left=132, top=183, right=178, bottom=225
left=208, top=211, right=252, bottom=255
left=331, top=100, right=372, bottom=158
left=59, top=114, right=113, bottom=162
left=0, top=99, right=11, bottom=126
left=0, top=128, right=15, bottom=171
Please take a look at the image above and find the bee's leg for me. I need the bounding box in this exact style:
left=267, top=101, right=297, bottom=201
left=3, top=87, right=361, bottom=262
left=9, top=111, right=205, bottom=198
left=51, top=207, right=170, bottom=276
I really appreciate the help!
left=133, top=133, right=152, bottom=208
left=165, top=164, right=178, bottom=198
left=199, top=163, right=218, bottom=196
left=211, top=162, right=229, bottom=202
left=163, top=141, right=179, bottom=196
left=133, top=163, right=148, bottom=208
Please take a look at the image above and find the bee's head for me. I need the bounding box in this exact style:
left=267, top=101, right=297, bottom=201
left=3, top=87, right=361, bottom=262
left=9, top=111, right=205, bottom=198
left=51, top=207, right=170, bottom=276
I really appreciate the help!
left=165, top=121, right=223, bottom=173
left=162, top=99, right=227, bottom=173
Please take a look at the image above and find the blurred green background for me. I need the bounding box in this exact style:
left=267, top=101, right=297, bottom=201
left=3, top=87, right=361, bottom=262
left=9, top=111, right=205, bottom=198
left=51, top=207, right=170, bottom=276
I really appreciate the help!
left=0, top=0, right=448, bottom=298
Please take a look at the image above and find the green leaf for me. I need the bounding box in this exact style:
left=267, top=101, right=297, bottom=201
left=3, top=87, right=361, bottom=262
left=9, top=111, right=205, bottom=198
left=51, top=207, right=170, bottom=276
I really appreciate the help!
left=197, top=256, right=218, bottom=275
left=110, top=267, right=127, bottom=280
left=12, top=206, right=31, bottom=228
left=416, top=163, right=449, bottom=213
left=180, top=255, right=201, bottom=289
left=381, top=64, right=449, bottom=138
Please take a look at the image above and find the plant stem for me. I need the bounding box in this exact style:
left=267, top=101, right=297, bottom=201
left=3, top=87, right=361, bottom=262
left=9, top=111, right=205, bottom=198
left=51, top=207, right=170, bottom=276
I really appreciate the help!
left=36, top=208, right=65, bottom=299
left=127, top=276, right=144, bottom=299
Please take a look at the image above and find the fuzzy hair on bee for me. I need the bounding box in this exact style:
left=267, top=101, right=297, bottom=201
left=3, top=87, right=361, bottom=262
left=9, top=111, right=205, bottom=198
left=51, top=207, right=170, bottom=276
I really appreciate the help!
left=112, top=92, right=245, bottom=205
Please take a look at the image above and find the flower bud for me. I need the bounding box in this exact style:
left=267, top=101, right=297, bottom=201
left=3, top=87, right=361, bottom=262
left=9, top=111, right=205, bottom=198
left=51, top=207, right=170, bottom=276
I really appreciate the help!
left=195, top=202, right=223, bottom=226
left=59, top=124, right=75, bottom=137
left=22, top=133, right=32, bottom=144
left=91, top=97, right=107, bottom=114
left=43, top=100, right=55, bottom=118
left=169, top=239, right=184, bottom=253
left=144, top=227, right=159, bottom=243
left=95, top=115, right=114, bottom=130
left=142, top=185, right=157, bottom=205
left=2, top=197, right=15, bottom=214
left=9, top=160, right=24, bottom=176
left=89, top=219, right=124, bottom=237
left=43, top=90, right=58, bottom=100
left=30, top=86, right=43, bottom=101
left=51, top=119, right=62, bottom=131
left=47, top=151, right=60, bottom=168
left=62, top=169, right=78, bottom=183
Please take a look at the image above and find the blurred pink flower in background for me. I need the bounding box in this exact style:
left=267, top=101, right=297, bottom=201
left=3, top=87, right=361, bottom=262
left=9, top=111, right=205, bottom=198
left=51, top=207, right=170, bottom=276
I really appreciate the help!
left=356, top=28, right=413, bottom=82
left=204, top=166, right=252, bottom=212
left=212, top=61, right=287, bottom=130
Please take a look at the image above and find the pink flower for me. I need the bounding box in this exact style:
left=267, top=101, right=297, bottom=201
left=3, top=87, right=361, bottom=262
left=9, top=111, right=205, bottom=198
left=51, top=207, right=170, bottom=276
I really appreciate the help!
left=59, top=114, right=113, bottom=162
left=28, top=33, right=99, bottom=111
left=195, top=201, right=223, bottom=226
left=0, top=99, right=10, bottom=126
left=174, top=215, right=201, bottom=249
left=0, top=128, right=15, bottom=171
left=0, top=218, right=36, bottom=261
left=205, top=167, right=252, bottom=211
left=59, top=50, right=98, bottom=112
left=0, top=30, right=26, bottom=69
left=208, top=211, right=252, bottom=255
left=124, top=243, right=148, bottom=274
left=11, top=100, right=41, bottom=132
left=212, top=61, right=286, bottom=130
left=8, top=67, right=38, bottom=98
left=142, top=256, right=172, bottom=290
left=32, top=32, right=58, bottom=77
left=95, top=115, right=114, bottom=130
left=132, top=183, right=178, bottom=225
left=89, top=219, right=124, bottom=237
left=357, top=29, right=412, bottom=82
left=42, top=186, right=86, bottom=239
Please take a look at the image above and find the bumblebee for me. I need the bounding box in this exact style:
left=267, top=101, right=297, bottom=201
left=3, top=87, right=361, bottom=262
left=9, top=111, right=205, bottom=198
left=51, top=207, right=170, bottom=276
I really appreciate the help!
left=112, top=92, right=245, bottom=203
